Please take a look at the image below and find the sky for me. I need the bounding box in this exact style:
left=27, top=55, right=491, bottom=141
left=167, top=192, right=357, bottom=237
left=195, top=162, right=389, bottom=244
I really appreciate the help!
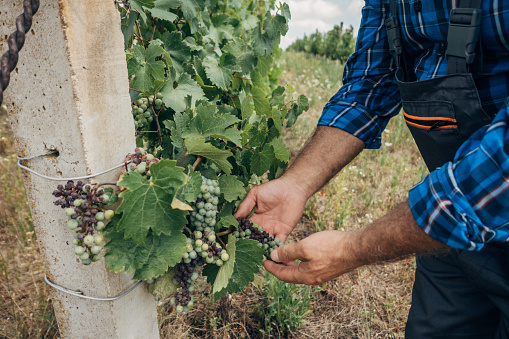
left=279, top=0, right=364, bottom=49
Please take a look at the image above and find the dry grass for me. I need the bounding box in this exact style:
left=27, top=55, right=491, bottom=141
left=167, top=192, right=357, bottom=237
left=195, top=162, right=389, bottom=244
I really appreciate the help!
left=0, top=51, right=428, bottom=338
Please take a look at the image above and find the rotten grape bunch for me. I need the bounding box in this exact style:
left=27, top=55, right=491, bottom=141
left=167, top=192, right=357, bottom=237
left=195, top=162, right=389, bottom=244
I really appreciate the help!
left=53, top=181, right=116, bottom=265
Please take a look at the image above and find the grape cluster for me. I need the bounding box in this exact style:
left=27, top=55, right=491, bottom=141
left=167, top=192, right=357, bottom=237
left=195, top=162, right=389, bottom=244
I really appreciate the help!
left=235, top=218, right=283, bottom=258
left=189, top=177, right=220, bottom=231
left=53, top=181, right=114, bottom=265
left=126, top=147, right=159, bottom=180
left=170, top=228, right=230, bottom=312
left=131, top=92, right=163, bottom=130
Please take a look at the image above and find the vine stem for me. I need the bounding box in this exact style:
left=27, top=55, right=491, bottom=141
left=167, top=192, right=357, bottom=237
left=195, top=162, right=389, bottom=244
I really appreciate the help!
left=150, top=18, right=158, bottom=41
left=180, top=153, right=189, bottom=167
left=216, top=226, right=236, bottom=237
left=192, top=157, right=202, bottom=170
left=129, top=87, right=142, bottom=92
left=136, top=130, right=159, bottom=134
left=94, top=182, right=118, bottom=188
left=233, top=74, right=250, bottom=81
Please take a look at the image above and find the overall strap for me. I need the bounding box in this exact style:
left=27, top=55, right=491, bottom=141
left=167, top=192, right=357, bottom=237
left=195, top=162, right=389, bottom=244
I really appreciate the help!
left=446, top=0, right=483, bottom=74
left=386, top=0, right=402, bottom=67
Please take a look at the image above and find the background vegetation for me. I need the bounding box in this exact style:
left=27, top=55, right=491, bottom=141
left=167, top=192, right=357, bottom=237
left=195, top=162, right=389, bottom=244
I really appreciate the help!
left=0, top=50, right=428, bottom=338
left=287, top=23, right=356, bottom=63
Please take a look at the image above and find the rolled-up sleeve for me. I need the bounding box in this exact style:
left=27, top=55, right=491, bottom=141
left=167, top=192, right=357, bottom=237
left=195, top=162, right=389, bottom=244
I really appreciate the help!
left=409, top=105, right=509, bottom=250
left=318, top=0, right=401, bottom=149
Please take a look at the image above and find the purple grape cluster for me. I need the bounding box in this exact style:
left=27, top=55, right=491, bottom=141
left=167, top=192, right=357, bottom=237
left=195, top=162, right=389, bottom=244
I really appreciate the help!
left=52, top=181, right=114, bottom=265
left=235, top=218, right=283, bottom=258
left=170, top=256, right=205, bottom=312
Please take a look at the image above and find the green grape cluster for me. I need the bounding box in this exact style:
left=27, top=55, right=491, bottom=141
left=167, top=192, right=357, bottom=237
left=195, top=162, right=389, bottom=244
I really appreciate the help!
left=126, top=147, right=159, bottom=180
left=131, top=92, right=163, bottom=130
left=53, top=181, right=115, bottom=265
left=235, top=218, right=283, bottom=258
left=189, top=177, right=220, bottom=231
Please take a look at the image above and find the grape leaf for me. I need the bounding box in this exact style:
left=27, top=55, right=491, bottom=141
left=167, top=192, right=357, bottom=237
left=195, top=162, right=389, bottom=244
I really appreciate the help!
left=211, top=14, right=234, bottom=42
left=181, top=0, right=205, bottom=21
left=257, top=55, right=273, bottom=77
left=184, top=137, right=233, bottom=174
left=252, top=25, right=275, bottom=57
left=251, top=86, right=271, bottom=117
left=147, top=0, right=179, bottom=22
left=203, top=55, right=238, bottom=90
left=217, top=214, right=239, bottom=232
left=239, top=91, right=254, bottom=121
left=161, top=31, right=191, bottom=74
left=129, top=0, right=155, bottom=24
left=212, top=239, right=265, bottom=300
left=281, top=3, right=291, bottom=20
left=127, top=44, right=166, bottom=92
left=147, top=267, right=178, bottom=296
left=237, top=52, right=258, bottom=75
left=242, top=119, right=268, bottom=148
left=104, top=218, right=187, bottom=280
left=269, top=137, right=290, bottom=162
left=185, top=103, right=241, bottom=146
left=219, top=176, right=245, bottom=202
left=160, top=72, right=205, bottom=113
left=176, top=166, right=202, bottom=203
left=116, top=160, right=188, bottom=241
left=286, top=94, right=309, bottom=127
left=223, top=38, right=246, bottom=57
left=263, top=13, right=288, bottom=39
left=213, top=234, right=236, bottom=293
left=250, top=144, right=275, bottom=176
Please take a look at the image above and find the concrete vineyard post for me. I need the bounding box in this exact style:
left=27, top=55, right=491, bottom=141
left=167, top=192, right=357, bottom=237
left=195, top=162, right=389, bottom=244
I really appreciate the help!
left=0, top=1, right=159, bottom=338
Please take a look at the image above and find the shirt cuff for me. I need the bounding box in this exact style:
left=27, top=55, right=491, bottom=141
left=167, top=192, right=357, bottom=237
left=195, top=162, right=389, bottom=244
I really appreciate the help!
left=318, top=100, right=384, bottom=149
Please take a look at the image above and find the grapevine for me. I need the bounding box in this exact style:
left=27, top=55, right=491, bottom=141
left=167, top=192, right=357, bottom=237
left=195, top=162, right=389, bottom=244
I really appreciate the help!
left=53, top=0, right=309, bottom=311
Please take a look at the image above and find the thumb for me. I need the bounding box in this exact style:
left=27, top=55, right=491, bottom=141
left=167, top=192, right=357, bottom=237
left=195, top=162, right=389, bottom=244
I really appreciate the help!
left=234, top=188, right=257, bottom=219
left=271, top=243, right=302, bottom=263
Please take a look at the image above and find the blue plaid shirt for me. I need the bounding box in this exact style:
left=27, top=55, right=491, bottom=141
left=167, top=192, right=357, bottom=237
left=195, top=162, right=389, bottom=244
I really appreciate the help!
left=318, top=0, right=509, bottom=250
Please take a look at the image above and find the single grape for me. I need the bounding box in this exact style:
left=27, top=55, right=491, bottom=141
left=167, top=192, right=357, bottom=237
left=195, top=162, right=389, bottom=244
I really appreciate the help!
left=95, top=221, right=105, bottom=231
left=68, top=219, right=78, bottom=230
left=65, top=207, right=74, bottom=217
left=95, top=212, right=105, bottom=221
left=104, top=210, right=115, bottom=220
left=80, top=252, right=90, bottom=261
left=75, top=246, right=85, bottom=255
left=84, top=235, right=94, bottom=246
left=136, top=162, right=147, bottom=174
left=93, top=234, right=104, bottom=245
left=221, top=253, right=229, bottom=261
left=91, top=245, right=102, bottom=255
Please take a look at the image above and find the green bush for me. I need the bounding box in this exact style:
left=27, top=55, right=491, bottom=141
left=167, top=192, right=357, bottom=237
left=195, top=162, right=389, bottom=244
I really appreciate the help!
left=258, top=271, right=316, bottom=334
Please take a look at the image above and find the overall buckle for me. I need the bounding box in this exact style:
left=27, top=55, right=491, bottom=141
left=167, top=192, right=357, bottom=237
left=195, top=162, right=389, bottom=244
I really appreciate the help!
left=446, top=8, right=482, bottom=64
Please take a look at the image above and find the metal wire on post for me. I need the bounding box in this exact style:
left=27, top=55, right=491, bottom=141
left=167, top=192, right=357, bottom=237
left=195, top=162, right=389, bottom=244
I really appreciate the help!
left=0, top=0, right=40, bottom=104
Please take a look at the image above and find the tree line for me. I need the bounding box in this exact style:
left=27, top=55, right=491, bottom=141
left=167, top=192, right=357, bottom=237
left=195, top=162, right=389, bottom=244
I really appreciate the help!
left=287, top=23, right=356, bottom=62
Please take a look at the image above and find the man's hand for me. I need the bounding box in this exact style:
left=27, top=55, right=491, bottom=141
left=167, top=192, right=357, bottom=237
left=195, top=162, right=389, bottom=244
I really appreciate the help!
left=264, top=201, right=447, bottom=285
left=234, top=177, right=308, bottom=242
left=263, top=230, right=361, bottom=285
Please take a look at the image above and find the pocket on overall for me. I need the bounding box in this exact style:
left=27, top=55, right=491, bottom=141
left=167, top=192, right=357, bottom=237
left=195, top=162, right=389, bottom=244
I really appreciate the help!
left=402, top=100, right=463, bottom=171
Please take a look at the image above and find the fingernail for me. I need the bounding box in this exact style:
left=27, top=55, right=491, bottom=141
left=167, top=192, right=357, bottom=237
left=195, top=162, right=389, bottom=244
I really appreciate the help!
left=271, top=249, right=279, bottom=262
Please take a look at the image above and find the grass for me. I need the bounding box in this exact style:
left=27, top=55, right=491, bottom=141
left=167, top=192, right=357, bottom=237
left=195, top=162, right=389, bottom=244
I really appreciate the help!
left=0, top=51, right=428, bottom=338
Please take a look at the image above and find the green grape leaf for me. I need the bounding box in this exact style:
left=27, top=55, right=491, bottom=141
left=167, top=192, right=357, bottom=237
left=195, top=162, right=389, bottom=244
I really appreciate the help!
left=222, top=38, right=246, bottom=57
left=104, top=218, right=187, bottom=280
left=132, top=232, right=187, bottom=280
left=147, top=0, right=179, bottom=22
left=161, top=31, right=191, bottom=74
left=269, top=137, right=290, bottom=162
left=252, top=26, right=275, bottom=57
left=217, top=214, right=239, bottom=232
left=202, top=262, right=220, bottom=286
left=186, top=103, right=241, bottom=146
left=211, top=14, right=234, bottom=42
left=116, top=160, right=188, bottom=241
left=129, top=0, right=155, bottom=24
left=219, top=176, right=245, bottom=202
left=263, top=13, right=288, bottom=39
left=237, top=52, right=258, bottom=75
left=271, top=107, right=283, bottom=134
left=128, top=44, right=166, bottom=92
left=213, top=234, right=237, bottom=293
left=212, top=238, right=265, bottom=301
left=184, top=137, right=233, bottom=174
left=256, top=55, right=273, bottom=77
left=203, top=54, right=240, bottom=90
left=181, top=0, right=205, bottom=21
left=281, top=3, right=292, bottom=21
left=251, top=86, right=271, bottom=117
left=250, top=144, right=276, bottom=176
left=286, top=94, right=309, bottom=128
left=176, top=166, right=203, bottom=203
left=160, top=72, right=205, bottom=113
left=242, top=119, right=268, bottom=148
left=147, top=267, right=178, bottom=296
left=239, top=90, right=254, bottom=121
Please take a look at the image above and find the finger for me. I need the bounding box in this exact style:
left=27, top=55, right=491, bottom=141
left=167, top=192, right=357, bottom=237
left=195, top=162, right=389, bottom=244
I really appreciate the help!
left=234, top=188, right=257, bottom=219
left=263, top=260, right=302, bottom=284
left=270, top=243, right=302, bottom=263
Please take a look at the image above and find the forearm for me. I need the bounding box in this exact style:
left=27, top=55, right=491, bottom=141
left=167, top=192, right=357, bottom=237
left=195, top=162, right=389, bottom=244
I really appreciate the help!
left=283, top=126, right=365, bottom=198
left=349, top=200, right=448, bottom=268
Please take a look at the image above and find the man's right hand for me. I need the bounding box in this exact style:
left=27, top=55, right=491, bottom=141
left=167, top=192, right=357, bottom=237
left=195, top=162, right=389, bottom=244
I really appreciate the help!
left=234, top=177, right=308, bottom=242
